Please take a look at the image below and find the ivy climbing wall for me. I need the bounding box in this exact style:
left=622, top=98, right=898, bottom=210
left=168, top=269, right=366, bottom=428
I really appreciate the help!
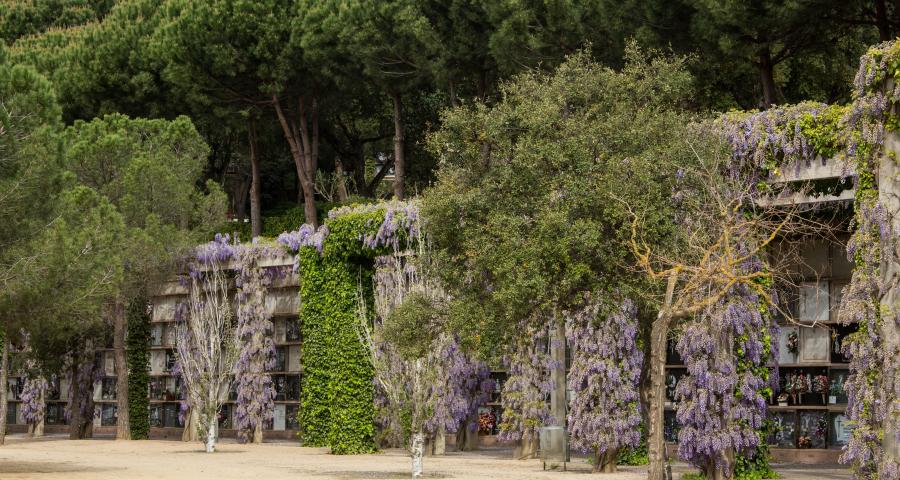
left=280, top=201, right=420, bottom=455
left=126, top=297, right=151, bottom=439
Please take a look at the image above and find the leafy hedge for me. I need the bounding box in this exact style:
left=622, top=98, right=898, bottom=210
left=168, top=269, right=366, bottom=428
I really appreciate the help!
left=296, top=210, right=385, bottom=454
left=126, top=297, right=151, bottom=439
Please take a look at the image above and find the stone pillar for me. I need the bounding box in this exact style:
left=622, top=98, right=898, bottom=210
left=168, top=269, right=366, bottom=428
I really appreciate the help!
left=547, top=315, right=567, bottom=467
left=879, top=115, right=900, bottom=464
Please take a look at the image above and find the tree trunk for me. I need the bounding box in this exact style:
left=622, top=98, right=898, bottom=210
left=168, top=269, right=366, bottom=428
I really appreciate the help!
left=0, top=336, right=8, bottom=446
left=647, top=274, right=678, bottom=480
left=705, top=449, right=733, bottom=480
left=248, top=123, right=262, bottom=238
left=875, top=0, right=891, bottom=41
left=550, top=315, right=566, bottom=426
left=433, top=427, right=446, bottom=455
left=516, top=430, right=538, bottom=459
left=411, top=431, right=425, bottom=478
left=351, top=144, right=367, bottom=197
left=31, top=388, right=44, bottom=437
left=114, top=301, right=130, bottom=440
left=68, top=357, right=95, bottom=440
left=334, top=156, right=349, bottom=203
left=301, top=180, right=317, bottom=228
left=253, top=421, right=263, bottom=444
left=594, top=448, right=618, bottom=473
left=757, top=46, right=777, bottom=109
left=391, top=92, right=406, bottom=200
left=183, top=407, right=199, bottom=442
left=272, top=95, right=319, bottom=227
left=449, top=78, right=459, bottom=108
left=456, top=413, right=479, bottom=451
left=206, top=417, right=217, bottom=453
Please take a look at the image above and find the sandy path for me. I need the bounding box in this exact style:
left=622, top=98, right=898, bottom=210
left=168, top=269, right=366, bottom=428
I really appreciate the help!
left=0, top=435, right=851, bottom=480
left=0, top=435, right=642, bottom=480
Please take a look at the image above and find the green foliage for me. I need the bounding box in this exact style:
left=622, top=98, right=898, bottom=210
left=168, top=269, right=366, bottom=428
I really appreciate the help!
left=382, top=291, right=442, bottom=361
left=734, top=431, right=779, bottom=480
left=0, top=0, right=111, bottom=44
left=62, top=113, right=225, bottom=300
left=616, top=423, right=649, bottom=465
left=423, top=46, right=703, bottom=353
left=296, top=210, right=392, bottom=454
left=795, top=104, right=849, bottom=159
left=126, top=296, right=151, bottom=440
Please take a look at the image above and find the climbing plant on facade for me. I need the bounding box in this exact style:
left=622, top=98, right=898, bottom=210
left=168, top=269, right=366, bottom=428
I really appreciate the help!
left=278, top=201, right=422, bottom=455
left=233, top=244, right=280, bottom=444
left=836, top=40, right=900, bottom=480
left=566, top=295, right=643, bottom=473
left=126, top=297, right=151, bottom=440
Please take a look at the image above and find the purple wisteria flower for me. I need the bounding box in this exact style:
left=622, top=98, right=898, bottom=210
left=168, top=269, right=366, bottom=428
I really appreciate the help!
left=566, top=296, right=643, bottom=457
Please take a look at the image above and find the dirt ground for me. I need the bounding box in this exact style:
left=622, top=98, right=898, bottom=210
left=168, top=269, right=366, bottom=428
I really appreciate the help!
left=0, top=434, right=850, bottom=480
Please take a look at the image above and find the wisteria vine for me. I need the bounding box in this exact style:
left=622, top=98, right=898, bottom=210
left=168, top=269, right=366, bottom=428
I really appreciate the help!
left=232, top=244, right=278, bottom=443
left=674, top=257, right=775, bottom=476
left=565, top=295, right=643, bottom=463
left=497, top=320, right=555, bottom=444
left=837, top=40, right=900, bottom=480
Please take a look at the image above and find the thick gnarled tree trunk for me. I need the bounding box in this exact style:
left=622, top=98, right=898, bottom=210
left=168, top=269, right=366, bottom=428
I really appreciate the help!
left=273, top=95, right=319, bottom=227
left=595, top=448, right=618, bottom=473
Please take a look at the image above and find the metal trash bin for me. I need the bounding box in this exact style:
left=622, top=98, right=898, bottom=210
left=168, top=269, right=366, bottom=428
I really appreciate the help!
left=539, top=426, right=569, bottom=471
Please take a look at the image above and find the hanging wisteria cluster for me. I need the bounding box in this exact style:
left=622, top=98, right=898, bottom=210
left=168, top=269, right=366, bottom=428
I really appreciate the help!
left=565, top=296, right=643, bottom=458
left=423, top=334, right=494, bottom=436
left=717, top=102, right=827, bottom=175
left=837, top=39, right=900, bottom=480
left=15, top=331, right=47, bottom=430
left=497, top=321, right=555, bottom=442
left=674, top=261, right=774, bottom=476
left=366, top=251, right=491, bottom=446
left=276, top=224, right=328, bottom=253
left=839, top=198, right=898, bottom=479
left=232, top=245, right=278, bottom=443
left=19, top=363, right=48, bottom=428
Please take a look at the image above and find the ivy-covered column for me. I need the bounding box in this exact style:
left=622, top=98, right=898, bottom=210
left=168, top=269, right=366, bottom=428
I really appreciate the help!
left=320, top=253, right=375, bottom=454
left=281, top=202, right=420, bottom=455
left=126, top=298, right=151, bottom=439
left=295, top=242, right=375, bottom=454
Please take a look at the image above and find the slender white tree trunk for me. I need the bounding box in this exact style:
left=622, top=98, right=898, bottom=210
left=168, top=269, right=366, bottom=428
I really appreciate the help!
left=206, top=417, right=217, bottom=453
left=411, top=431, right=424, bottom=478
